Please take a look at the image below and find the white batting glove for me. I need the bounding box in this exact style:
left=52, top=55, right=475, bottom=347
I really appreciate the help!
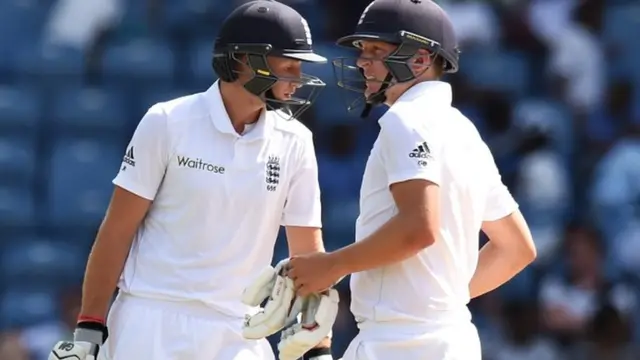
left=49, top=324, right=106, bottom=360
left=49, top=341, right=95, bottom=360
left=242, top=259, right=301, bottom=339
left=278, top=289, right=339, bottom=360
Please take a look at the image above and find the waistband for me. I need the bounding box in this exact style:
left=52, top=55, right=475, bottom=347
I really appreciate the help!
left=114, top=292, right=245, bottom=322
left=357, top=307, right=472, bottom=333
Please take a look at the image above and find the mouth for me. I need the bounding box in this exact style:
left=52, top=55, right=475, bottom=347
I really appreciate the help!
left=364, top=79, right=376, bottom=89
left=363, top=74, right=377, bottom=89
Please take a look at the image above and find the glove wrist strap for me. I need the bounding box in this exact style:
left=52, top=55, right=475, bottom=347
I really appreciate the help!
left=75, top=321, right=109, bottom=344
left=306, top=347, right=332, bottom=360
left=74, top=327, right=105, bottom=345
left=308, top=356, right=333, bottom=360
left=78, top=315, right=105, bottom=324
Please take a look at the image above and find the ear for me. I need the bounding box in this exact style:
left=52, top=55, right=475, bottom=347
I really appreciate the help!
left=410, top=49, right=432, bottom=75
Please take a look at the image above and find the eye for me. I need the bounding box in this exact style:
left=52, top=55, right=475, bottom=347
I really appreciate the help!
left=374, top=46, right=389, bottom=56
left=283, top=62, right=302, bottom=75
left=280, top=65, right=293, bottom=75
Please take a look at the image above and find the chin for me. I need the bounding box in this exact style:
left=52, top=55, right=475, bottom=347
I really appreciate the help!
left=365, top=87, right=379, bottom=97
left=365, top=85, right=381, bottom=97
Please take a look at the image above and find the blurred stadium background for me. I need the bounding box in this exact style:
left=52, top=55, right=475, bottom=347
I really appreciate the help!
left=1, top=0, right=640, bottom=359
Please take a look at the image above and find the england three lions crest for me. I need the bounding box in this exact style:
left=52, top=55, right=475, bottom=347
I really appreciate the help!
left=265, top=155, right=280, bottom=192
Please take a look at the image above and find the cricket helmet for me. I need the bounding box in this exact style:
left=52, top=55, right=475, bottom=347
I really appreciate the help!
left=333, top=0, right=460, bottom=117
left=213, top=0, right=326, bottom=118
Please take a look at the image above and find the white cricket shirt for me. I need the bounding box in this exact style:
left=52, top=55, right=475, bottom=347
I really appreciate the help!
left=351, top=81, right=518, bottom=325
left=112, top=82, right=321, bottom=318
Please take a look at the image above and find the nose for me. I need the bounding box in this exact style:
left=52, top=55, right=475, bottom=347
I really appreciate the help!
left=356, top=56, right=371, bottom=69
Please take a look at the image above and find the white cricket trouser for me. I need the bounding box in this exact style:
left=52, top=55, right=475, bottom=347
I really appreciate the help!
left=341, top=318, right=481, bottom=360
left=98, top=293, right=274, bottom=360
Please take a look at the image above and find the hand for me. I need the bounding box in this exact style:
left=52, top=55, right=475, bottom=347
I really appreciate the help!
left=242, top=259, right=301, bottom=339
left=277, top=292, right=339, bottom=360
left=49, top=341, right=94, bottom=360
left=49, top=321, right=107, bottom=360
left=288, top=253, right=343, bottom=296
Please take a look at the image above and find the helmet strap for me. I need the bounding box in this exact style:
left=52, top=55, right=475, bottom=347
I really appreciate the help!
left=242, top=53, right=278, bottom=98
left=359, top=42, right=419, bottom=118
left=360, top=72, right=393, bottom=118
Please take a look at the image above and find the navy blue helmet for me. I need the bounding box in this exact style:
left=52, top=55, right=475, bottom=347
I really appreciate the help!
left=213, top=0, right=326, bottom=118
left=333, top=0, right=460, bottom=117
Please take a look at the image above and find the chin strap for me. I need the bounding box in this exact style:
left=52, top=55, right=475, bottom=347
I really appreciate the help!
left=360, top=72, right=393, bottom=118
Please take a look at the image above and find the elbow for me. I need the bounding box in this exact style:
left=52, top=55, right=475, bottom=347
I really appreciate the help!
left=405, top=219, right=437, bottom=250
left=412, top=230, right=436, bottom=249
left=523, top=241, right=537, bottom=265
left=514, top=234, right=537, bottom=266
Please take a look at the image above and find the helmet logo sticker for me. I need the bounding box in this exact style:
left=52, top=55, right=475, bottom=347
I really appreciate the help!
left=357, top=2, right=375, bottom=25
left=300, top=17, right=312, bottom=45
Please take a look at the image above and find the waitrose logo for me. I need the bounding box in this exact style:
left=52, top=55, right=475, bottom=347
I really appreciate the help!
left=177, top=156, right=225, bottom=174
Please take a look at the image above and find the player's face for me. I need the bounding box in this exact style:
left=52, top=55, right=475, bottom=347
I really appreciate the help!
left=355, top=40, right=397, bottom=97
left=267, top=56, right=304, bottom=101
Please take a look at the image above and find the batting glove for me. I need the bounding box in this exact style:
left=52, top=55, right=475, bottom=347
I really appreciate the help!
left=278, top=289, right=339, bottom=360
left=242, top=259, right=301, bottom=339
left=49, top=321, right=108, bottom=360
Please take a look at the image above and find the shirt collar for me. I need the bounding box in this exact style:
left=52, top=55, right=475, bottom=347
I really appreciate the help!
left=394, top=80, right=453, bottom=107
left=205, top=81, right=273, bottom=141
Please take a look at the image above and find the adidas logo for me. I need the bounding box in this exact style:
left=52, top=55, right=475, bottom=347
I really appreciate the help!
left=409, top=142, right=430, bottom=159
left=123, top=146, right=135, bottom=166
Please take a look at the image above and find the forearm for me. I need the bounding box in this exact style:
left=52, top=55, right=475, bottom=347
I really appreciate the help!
left=286, top=226, right=325, bottom=257
left=469, top=241, right=531, bottom=298
left=80, top=231, right=133, bottom=318
left=286, top=227, right=331, bottom=351
left=331, top=215, right=428, bottom=276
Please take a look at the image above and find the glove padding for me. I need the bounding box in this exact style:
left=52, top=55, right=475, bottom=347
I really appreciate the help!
left=278, top=289, right=339, bottom=360
left=49, top=341, right=95, bottom=360
left=242, top=259, right=301, bottom=339
left=49, top=322, right=107, bottom=360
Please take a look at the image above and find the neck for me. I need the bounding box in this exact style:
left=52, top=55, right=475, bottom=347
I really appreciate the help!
left=383, top=77, right=435, bottom=107
left=219, top=81, right=264, bottom=134
left=383, top=79, right=417, bottom=107
left=383, top=86, right=405, bottom=107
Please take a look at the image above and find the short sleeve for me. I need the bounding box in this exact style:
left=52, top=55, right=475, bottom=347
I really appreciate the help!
left=482, top=142, right=518, bottom=221
left=379, top=114, right=442, bottom=186
left=281, top=135, right=322, bottom=228
left=112, top=104, right=170, bottom=200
